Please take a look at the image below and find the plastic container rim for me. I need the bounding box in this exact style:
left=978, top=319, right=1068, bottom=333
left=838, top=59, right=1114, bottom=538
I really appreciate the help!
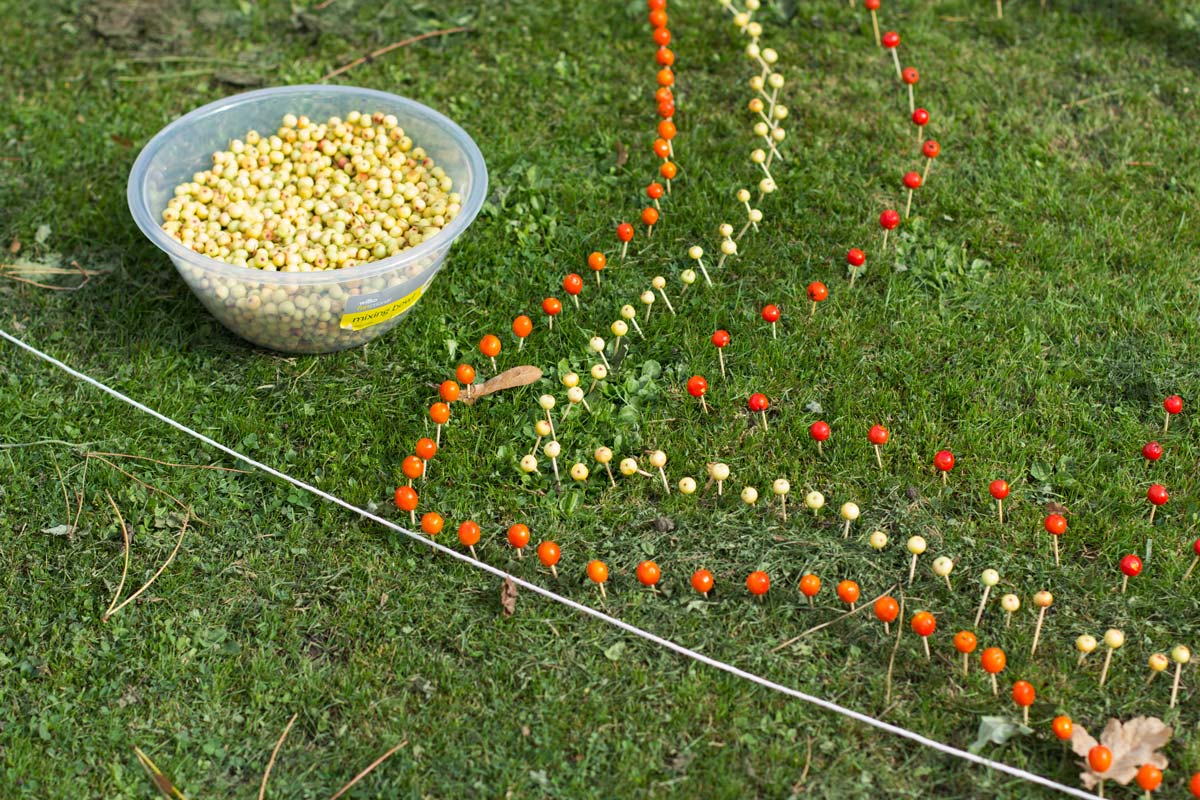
left=126, top=84, right=488, bottom=286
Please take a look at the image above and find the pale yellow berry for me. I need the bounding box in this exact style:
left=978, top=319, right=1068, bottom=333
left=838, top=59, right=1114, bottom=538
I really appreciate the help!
left=679, top=477, right=697, bottom=495
left=1076, top=634, right=1097, bottom=654
left=570, top=463, right=589, bottom=481
left=869, top=530, right=888, bottom=550
left=906, top=535, right=926, bottom=555
left=741, top=486, right=759, bottom=504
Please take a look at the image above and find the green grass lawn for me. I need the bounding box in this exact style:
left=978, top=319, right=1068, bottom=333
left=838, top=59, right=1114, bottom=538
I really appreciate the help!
left=4, top=0, right=1200, bottom=797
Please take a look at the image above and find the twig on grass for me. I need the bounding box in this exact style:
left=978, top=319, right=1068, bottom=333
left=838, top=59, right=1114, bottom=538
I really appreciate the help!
left=102, top=492, right=132, bottom=621
left=1060, top=89, right=1122, bottom=110
left=85, top=451, right=251, bottom=474
left=72, top=456, right=90, bottom=535
left=321, top=27, right=470, bottom=82
left=88, top=454, right=206, bottom=524
left=134, top=746, right=189, bottom=799
left=884, top=594, right=907, bottom=706
left=102, top=510, right=189, bottom=622
left=0, top=260, right=107, bottom=291
left=259, top=712, right=299, bottom=800
left=328, top=739, right=408, bottom=800
left=50, top=451, right=70, bottom=523
left=770, top=584, right=898, bottom=652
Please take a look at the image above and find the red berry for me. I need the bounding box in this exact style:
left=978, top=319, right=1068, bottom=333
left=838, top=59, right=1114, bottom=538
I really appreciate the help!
left=1194, top=537, right=1200, bottom=557
left=868, top=424, right=889, bottom=445
left=865, top=0, right=880, bottom=8
left=989, top=479, right=1010, bottom=500
left=1165, top=395, right=1184, bottom=414
left=934, top=449, right=955, bottom=472
left=810, top=421, right=831, bottom=442
left=1120, top=554, right=1142, bottom=578
left=746, top=571, right=770, bottom=596
left=687, top=375, right=708, bottom=397
left=1148, top=483, right=1169, bottom=506
left=711, top=329, right=731, bottom=348
left=617, top=222, right=634, bottom=242
left=1044, top=514, right=1067, bottom=536
left=903, top=171, right=922, bottom=190
left=563, top=273, right=583, bottom=295
left=806, top=281, right=828, bottom=302
left=902, top=67, right=919, bottom=85
left=923, top=140, right=941, bottom=159
left=847, top=248, right=866, bottom=267
left=748, top=393, right=769, bottom=412
left=912, top=108, right=929, bottom=126
left=653, top=27, right=670, bottom=46
left=1142, top=441, right=1163, bottom=461
left=880, top=210, right=900, bottom=230
left=761, top=304, right=780, bottom=323
left=882, top=31, right=900, bottom=48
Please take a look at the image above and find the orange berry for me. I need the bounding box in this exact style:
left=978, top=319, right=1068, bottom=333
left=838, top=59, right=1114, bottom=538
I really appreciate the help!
left=1189, top=772, right=1200, bottom=797
left=457, top=520, right=481, bottom=547
left=512, top=315, right=533, bottom=339
left=660, top=161, right=677, bottom=180
left=652, top=26, right=670, bottom=46
left=654, top=87, right=673, bottom=105
left=646, top=182, right=664, bottom=200
left=981, top=647, right=1007, bottom=674
left=691, top=569, right=714, bottom=594
left=507, top=523, right=530, bottom=550
left=658, top=120, right=676, bottom=140
left=393, top=485, right=418, bottom=511
left=439, top=380, right=460, bottom=403
left=798, top=574, right=821, bottom=598
left=1011, top=680, right=1035, bottom=708
left=1088, top=745, right=1112, bottom=774
left=953, top=631, right=978, bottom=654
left=656, top=46, right=674, bottom=67
left=563, top=273, right=583, bottom=295
left=587, top=560, right=609, bottom=584
left=1136, top=764, right=1162, bottom=792
left=429, top=402, right=450, bottom=425
left=653, top=138, right=671, bottom=159
left=588, top=251, right=607, bottom=271
left=641, top=207, right=659, bottom=226
left=537, top=541, right=561, bottom=567
left=1051, top=716, right=1073, bottom=740
left=479, top=334, right=501, bottom=358
left=658, top=100, right=675, bottom=119
left=746, top=570, right=770, bottom=595
left=836, top=580, right=860, bottom=605
left=616, top=223, right=634, bottom=243
left=414, top=437, right=437, bottom=460
left=648, top=9, right=667, bottom=28
left=656, top=67, right=674, bottom=87
left=542, top=297, right=562, bottom=316
left=636, top=560, right=661, bottom=586
left=911, top=611, right=936, bottom=637
left=401, top=455, right=424, bottom=480
left=873, top=596, right=899, bottom=623
left=455, top=363, right=476, bottom=385
left=420, top=511, right=444, bottom=536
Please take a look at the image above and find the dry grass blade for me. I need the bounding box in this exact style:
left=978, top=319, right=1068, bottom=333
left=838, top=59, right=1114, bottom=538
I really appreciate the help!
left=85, top=451, right=251, bottom=474
left=102, top=491, right=132, bottom=620
left=321, top=27, right=470, bottom=81
left=134, top=746, right=189, bottom=800
left=259, top=712, right=299, bottom=800
left=102, top=511, right=189, bottom=622
left=89, top=454, right=206, bottom=524
left=770, top=584, right=898, bottom=653
left=327, top=740, right=408, bottom=800
left=0, top=260, right=108, bottom=291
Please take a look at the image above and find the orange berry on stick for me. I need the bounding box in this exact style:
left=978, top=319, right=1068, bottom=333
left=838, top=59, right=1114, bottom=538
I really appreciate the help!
left=541, top=297, right=562, bottom=330
left=588, top=250, right=607, bottom=285
left=1088, top=745, right=1113, bottom=797
left=646, top=182, right=664, bottom=210
left=656, top=46, right=674, bottom=67
left=652, top=26, right=670, bottom=47
left=616, top=224, right=634, bottom=262
left=512, top=314, right=533, bottom=350
left=457, top=520, right=481, bottom=557
left=874, top=595, right=899, bottom=634
left=479, top=333, right=501, bottom=373
left=911, top=611, right=936, bottom=659
left=562, top=273, right=583, bottom=309
left=455, top=363, right=476, bottom=396
left=1136, top=763, right=1162, bottom=794
left=420, top=511, right=443, bottom=537
left=746, top=570, right=770, bottom=598
left=922, top=139, right=940, bottom=183
left=1051, top=715, right=1073, bottom=740
left=507, top=523, right=530, bottom=559
left=836, top=579, right=860, bottom=611
left=394, top=485, right=418, bottom=526
left=636, top=560, right=662, bottom=591
left=429, top=402, right=450, bottom=447
left=587, top=560, right=609, bottom=599
left=691, top=569, right=714, bottom=597
left=954, top=630, right=977, bottom=676
left=799, top=573, right=821, bottom=606
left=806, top=280, right=827, bottom=319
left=1011, top=680, right=1035, bottom=725
left=402, top=454, right=424, bottom=483
left=660, top=161, right=677, bottom=193
left=981, top=647, right=1006, bottom=696
left=537, top=541, right=561, bottom=577
left=439, top=380, right=460, bottom=403
left=641, top=206, right=659, bottom=238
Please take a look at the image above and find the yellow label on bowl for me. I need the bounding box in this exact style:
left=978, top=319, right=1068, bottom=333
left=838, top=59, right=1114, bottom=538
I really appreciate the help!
left=339, top=285, right=424, bottom=331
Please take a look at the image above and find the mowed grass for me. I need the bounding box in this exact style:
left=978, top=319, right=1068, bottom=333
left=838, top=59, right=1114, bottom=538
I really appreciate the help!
left=3, top=0, right=1200, bottom=797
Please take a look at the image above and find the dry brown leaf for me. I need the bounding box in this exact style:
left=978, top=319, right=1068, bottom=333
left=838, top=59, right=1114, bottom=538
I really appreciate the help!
left=500, top=578, right=518, bottom=617
left=461, top=365, right=543, bottom=405
left=1069, top=716, right=1171, bottom=789
left=1045, top=500, right=1070, bottom=515
left=615, top=141, right=628, bottom=168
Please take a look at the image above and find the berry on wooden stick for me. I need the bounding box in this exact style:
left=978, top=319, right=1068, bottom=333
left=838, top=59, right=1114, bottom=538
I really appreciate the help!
left=1088, top=746, right=1113, bottom=799
left=1011, top=680, right=1035, bottom=726
left=1184, top=537, right=1200, bottom=580
left=912, top=107, right=929, bottom=147
left=911, top=611, right=936, bottom=660
left=636, top=560, right=662, bottom=593
left=1000, top=594, right=1019, bottom=628
left=837, top=579, right=861, bottom=612
left=642, top=207, right=659, bottom=238
left=902, top=170, right=922, bottom=219
left=954, top=630, right=977, bottom=676
left=652, top=276, right=675, bottom=315
left=646, top=181, right=664, bottom=211
left=806, top=281, right=828, bottom=319
left=847, top=247, right=866, bottom=286
left=1142, top=440, right=1162, bottom=462
left=711, top=329, right=731, bottom=377
left=810, top=420, right=831, bottom=456
left=537, top=541, right=561, bottom=578
left=542, top=297, right=562, bottom=330
left=1148, top=483, right=1168, bottom=524
left=1163, top=394, right=1183, bottom=431
left=688, top=245, right=713, bottom=286
left=747, top=571, right=771, bottom=599
left=773, top=479, right=791, bottom=521
left=691, top=569, right=714, bottom=597
left=981, top=647, right=1006, bottom=696
left=457, top=520, right=480, bottom=559
left=869, top=424, right=889, bottom=469
left=687, top=375, right=709, bottom=412
left=933, top=449, right=955, bottom=484
left=616, top=224, right=634, bottom=262
left=1076, top=634, right=1098, bottom=666
left=620, top=304, right=644, bottom=338
left=875, top=595, right=900, bottom=635
left=394, top=485, right=418, bottom=527
left=932, top=556, right=954, bottom=590
left=1119, top=554, right=1142, bottom=594
left=1030, top=590, right=1053, bottom=657
left=741, top=486, right=759, bottom=506
left=562, top=273, right=583, bottom=309
left=906, top=535, right=926, bottom=586
left=975, top=569, right=999, bottom=627
left=865, top=0, right=881, bottom=46
left=840, top=502, right=860, bottom=539
left=479, top=334, right=501, bottom=373
left=761, top=303, right=780, bottom=338
left=587, top=560, right=609, bottom=600
left=748, top=393, right=770, bottom=431
left=512, top=314, right=532, bottom=351
left=1044, top=513, right=1066, bottom=567
left=594, top=447, right=616, bottom=487
left=1171, top=645, right=1191, bottom=708
left=588, top=251, right=607, bottom=286
left=1098, top=628, right=1125, bottom=687
left=709, top=462, right=730, bottom=495
left=879, top=209, right=900, bottom=251
left=805, top=490, right=825, bottom=516
left=799, top=573, right=821, bottom=607
left=901, top=67, right=919, bottom=114
left=590, top=336, right=611, bottom=372
left=881, top=31, right=902, bottom=79
left=989, top=479, right=1009, bottom=523
left=648, top=450, right=671, bottom=494
left=640, top=290, right=656, bottom=322
left=429, top=403, right=450, bottom=448
left=921, top=139, right=940, bottom=183
left=1137, top=764, right=1163, bottom=798
left=507, top=523, right=530, bottom=559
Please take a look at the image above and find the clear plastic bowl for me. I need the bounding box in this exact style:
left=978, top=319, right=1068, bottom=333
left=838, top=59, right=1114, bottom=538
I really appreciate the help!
left=127, top=85, right=487, bottom=353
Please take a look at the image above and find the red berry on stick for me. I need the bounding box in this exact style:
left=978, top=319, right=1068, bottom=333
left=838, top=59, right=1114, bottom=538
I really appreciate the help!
left=881, top=31, right=902, bottom=79
left=711, top=329, right=731, bottom=378
left=868, top=424, right=889, bottom=469
left=933, top=449, right=955, bottom=484
left=686, top=375, right=709, bottom=413
left=616, top=223, right=634, bottom=261
left=902, top=170, right=922, bottom=219
left=922, top=139, right=940, bottom=183
left=1119, top=554, right=1142, bottom=594
left=761, top=304, right=780, bottom=338
left=646, top=181, right=664, bottom=210
left=810, top=420, right=831, bottom=456
left=542, top=297, right=562, bottom=330
left=806, top=281, right=828, bottom=319
left=989, top=479, right=1010, bottom=523
left=1164, top=395, right=1183, bottom=432
left=1142, top=441, right=1162, bottom=462
left=748, top=393, right=770, bottom=431
left=1148, top=483, right=1168, bottom=524
left=1044, top=513, right=1066, bottom=567
left=879, top=209, right=900, bottom=251
left=847, top=247, right=866, bottom=287
left=901, top=67, right=919, bottom=113
left=912, top=107, right=929, bottom=146
left=865, top=0, right=881, bottom=46
left=1186, top=538, right=1200, bottom=580
left=563, top=273, right=583, bottom=309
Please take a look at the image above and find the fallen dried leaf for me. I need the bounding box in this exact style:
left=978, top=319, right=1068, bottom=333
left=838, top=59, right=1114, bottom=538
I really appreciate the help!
left=500, top=577, right=518, bottom=616
left=462, top=365, right=543, bottom=405
left=1045, top=500, right=1069, bottom=515
left=1069, top=716, right=1171, bottom=789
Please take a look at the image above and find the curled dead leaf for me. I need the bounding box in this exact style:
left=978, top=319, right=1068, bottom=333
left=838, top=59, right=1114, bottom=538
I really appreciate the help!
left=1044, top=500, right=1069, bottom=515
left=1069, top=716, right=1171, bottom=789
left=461, top=365, right=543, bottom=405
left=500, top=577, right=518, bottom=617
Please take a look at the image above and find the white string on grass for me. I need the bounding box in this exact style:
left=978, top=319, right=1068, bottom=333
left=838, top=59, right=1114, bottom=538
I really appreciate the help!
left=0, top=327, right=1096, bottom=799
